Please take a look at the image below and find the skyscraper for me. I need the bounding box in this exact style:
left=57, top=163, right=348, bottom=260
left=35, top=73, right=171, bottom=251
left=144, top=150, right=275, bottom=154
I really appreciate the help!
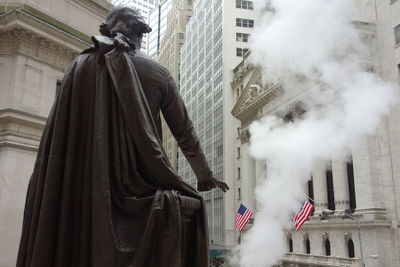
left=147, top=0, right=173, bottom=58
left=178, top=0, right=255, bottom=251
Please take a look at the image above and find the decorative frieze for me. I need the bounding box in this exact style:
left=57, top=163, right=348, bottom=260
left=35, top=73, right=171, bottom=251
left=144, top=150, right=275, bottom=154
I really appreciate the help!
left=0, top=27, right=80, bottom=70
left=0, top=9, right=91, bottom=49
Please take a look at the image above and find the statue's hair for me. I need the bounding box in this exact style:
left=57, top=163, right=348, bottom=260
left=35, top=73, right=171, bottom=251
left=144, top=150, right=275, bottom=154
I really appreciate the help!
left=99, top=5, right=152, bottom=38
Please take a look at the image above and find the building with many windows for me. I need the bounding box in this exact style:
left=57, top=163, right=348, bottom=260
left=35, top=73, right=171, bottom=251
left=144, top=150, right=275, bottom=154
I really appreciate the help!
left=147, top=0, right=172, bottom=57
left=178, top=0, right=255, bottom=258
left=231, top=1, right=400, bottom=266
left=112, top=0, right=158, bottom=53
left=0, top=1, right=110, bottom=266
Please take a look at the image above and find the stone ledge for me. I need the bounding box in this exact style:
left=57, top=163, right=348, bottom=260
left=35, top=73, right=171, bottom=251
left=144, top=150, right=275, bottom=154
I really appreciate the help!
left=282, top=252, right=361, bottom=267
left=0, top=5, right=93, bottom=45
left=0, top=109, right=45, bottom=151
left=299, top=219, right=392, bottom=231
left=0, top=8, right=90, bottom=51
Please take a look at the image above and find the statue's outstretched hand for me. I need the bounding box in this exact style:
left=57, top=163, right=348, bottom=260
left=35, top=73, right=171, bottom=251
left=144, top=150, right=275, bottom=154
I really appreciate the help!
left=197, top=176, right=229, bottom=192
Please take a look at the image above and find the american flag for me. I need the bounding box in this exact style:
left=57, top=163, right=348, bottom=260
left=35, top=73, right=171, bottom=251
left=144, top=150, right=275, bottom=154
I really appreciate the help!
left=294, top=201, right=314, bottom=232
left=235, top=204, right=253, bottom=231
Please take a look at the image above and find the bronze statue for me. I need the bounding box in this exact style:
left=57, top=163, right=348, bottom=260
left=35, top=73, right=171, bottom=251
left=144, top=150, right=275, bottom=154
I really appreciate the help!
left=17, top=6, right=228, bottom=267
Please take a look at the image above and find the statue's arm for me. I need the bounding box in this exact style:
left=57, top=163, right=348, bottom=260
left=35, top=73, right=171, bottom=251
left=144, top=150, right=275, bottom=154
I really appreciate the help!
left=161, top=76, right=229, bottom=192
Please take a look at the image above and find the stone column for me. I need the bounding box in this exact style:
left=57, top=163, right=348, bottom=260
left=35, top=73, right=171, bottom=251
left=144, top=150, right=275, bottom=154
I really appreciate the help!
left=332, top=159, right=350, bottom=211
left=352, top=136, right=380, bottom=211
left=312, top=160, right=328, bottom=213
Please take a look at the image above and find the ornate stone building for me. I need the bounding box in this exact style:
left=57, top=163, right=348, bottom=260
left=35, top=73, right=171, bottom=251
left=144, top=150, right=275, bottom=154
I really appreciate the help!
left=0, top=1, right=110, bottom=266
left=231, top=1, right=400, bottom=266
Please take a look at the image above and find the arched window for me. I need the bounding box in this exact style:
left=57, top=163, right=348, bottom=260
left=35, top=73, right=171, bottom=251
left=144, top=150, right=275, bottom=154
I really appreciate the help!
left=306, top=239, right=311, bottom=254
left=325, top=239, right=331, bottom=256
left=348, top=239, right=355, bottom=258
left=289, top=238, right=293, bottom=252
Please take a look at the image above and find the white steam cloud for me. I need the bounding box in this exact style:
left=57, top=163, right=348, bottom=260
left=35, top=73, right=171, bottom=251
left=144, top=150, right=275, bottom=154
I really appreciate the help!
left=233, top=0, right=398, bottom=266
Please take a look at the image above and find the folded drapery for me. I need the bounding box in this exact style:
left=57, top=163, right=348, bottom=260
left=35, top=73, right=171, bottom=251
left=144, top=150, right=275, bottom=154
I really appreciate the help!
left=17, top=35, right=208, bottom=267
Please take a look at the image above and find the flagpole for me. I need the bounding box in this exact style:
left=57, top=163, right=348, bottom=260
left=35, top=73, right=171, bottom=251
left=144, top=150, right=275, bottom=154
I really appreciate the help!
left=304, top=194, right=315, bottom=203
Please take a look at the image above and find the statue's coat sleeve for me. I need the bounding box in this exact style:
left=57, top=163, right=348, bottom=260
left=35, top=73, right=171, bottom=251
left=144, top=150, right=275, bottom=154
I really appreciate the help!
left=161, top=76, right=213, bottom=182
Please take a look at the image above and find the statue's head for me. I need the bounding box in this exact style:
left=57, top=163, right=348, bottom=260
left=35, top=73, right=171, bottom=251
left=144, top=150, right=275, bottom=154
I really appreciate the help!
left=99, top=6, right=152, bottom=40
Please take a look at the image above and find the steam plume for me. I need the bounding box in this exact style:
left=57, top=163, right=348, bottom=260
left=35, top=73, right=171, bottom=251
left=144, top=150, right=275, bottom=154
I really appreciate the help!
left=233, top=0, right=398, bottom=266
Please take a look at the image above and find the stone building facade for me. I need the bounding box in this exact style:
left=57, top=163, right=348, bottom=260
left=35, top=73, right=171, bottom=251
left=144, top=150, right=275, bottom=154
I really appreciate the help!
left=0, top=1, right=109, bottom=266
left=231, top=1, right=400, bottom=266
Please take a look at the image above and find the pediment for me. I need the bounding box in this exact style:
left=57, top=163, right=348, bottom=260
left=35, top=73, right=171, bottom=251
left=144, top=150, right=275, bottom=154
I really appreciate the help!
left=231, top=66, right=282, bottom=122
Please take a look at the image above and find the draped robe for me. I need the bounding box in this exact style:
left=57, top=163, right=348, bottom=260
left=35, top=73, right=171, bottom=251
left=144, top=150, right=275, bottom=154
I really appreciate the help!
left=16, top=36, right=212, bottom=267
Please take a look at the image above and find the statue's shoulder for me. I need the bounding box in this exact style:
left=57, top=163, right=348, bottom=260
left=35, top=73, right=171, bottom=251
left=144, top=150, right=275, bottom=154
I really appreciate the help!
left=133, top=52, right=171, bottom=79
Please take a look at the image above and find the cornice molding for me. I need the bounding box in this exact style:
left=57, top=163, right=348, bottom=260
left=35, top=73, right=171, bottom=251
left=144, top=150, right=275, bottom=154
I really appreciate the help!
left=0, top=28, right=78, bottom=70
left=0, top=8, right=91, bottom=49
left=0, top=9, right=92, bottom=70
left=0, top=109, right=46, bottom=127
left=0, top=5, right=93, bottom=44
left=72, top=0, right=112, bottom=14
left=0, top=109, right=46, bottom=151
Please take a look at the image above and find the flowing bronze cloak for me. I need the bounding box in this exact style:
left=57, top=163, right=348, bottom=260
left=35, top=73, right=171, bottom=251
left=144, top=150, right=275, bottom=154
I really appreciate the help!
left=17, top=36, right=209, bottom=267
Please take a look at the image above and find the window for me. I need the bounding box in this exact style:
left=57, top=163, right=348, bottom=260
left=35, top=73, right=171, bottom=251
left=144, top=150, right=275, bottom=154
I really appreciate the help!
left=394, top=24, right=400, bottom=45
left=236, top=33, right=250, bottom=42
left=237, top=147, right=241, bottom=159
left=236, top=18, right=254, bottom=28
left=236, top=0, right=254, bottom=10
left=347, top=159, right=357, bottom=210
left=238, top=167, right=241, bottom=179
left=289, top=238, right=293, bottom=252
left=238, top=188, right=241, bottom=200
left=306, top=239, right=311, bottom=254
left=325, top=239, right=331, bottom=256
left=217, top=145, right=223, bottom=156
left=179, top=33, right=184, bottom=39
left=326, top=163, right=335, bottom=211
left=348, top=239, right=355, bottom=258
left=236, top=48, right=249, bottom=57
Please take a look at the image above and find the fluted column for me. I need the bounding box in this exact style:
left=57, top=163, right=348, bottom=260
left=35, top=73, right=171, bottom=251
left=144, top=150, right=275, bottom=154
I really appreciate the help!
left=312, top=160, right=328, bottom=213
left=332, top=159, right=350, bottom=211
